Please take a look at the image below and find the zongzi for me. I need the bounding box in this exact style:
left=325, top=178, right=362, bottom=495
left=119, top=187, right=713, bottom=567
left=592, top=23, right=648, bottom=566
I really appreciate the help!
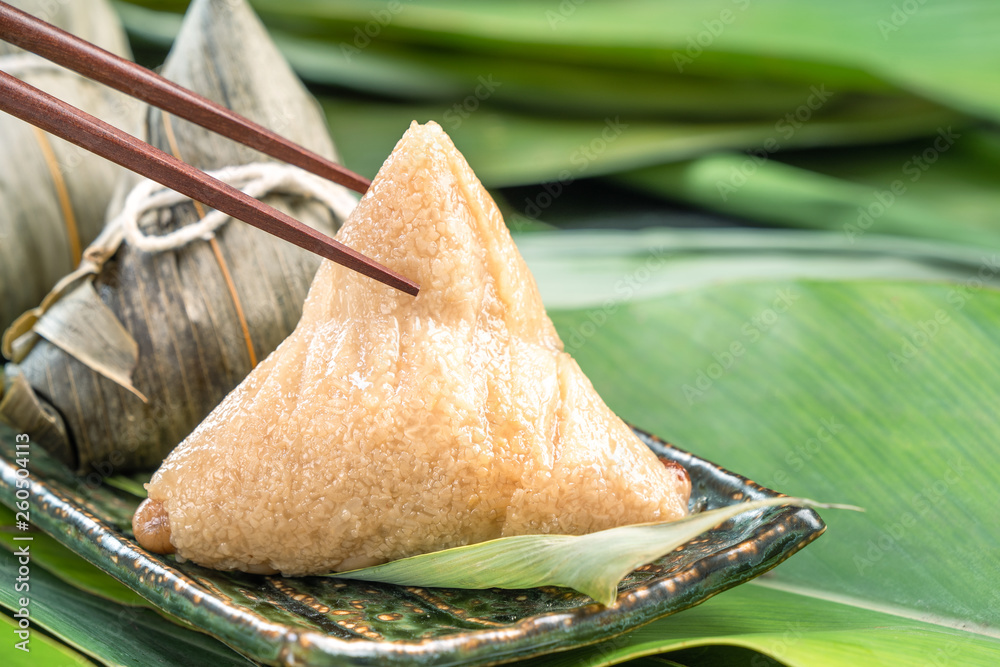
left=134, top=121, right=691, bottom=576
left=0, top=0, right=353, bottom=471
left=0, top=0, right=136, bottom=333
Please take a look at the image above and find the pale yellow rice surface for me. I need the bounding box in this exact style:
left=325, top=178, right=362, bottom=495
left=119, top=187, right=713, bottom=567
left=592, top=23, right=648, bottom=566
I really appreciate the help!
left=146, top=121, right=691, bottom=575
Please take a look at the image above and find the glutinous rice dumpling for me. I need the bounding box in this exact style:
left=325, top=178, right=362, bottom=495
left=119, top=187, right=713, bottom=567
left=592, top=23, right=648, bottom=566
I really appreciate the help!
left=134, top=121, right=691, bottom=576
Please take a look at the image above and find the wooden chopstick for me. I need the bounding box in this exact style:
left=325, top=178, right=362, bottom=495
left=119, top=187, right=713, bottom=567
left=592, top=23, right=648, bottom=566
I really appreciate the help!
left=0, top=70, right=419, bottom=297
left=0, top=0, right=371, bottom=194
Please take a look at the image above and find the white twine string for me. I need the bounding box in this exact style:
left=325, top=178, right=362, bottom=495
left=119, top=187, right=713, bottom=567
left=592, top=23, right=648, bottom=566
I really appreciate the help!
left=114, top=162, right=359, bottom=253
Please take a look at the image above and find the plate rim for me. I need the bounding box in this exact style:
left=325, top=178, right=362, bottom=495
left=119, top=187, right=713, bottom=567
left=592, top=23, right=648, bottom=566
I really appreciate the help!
left=0, top=425, right=826, bottom=666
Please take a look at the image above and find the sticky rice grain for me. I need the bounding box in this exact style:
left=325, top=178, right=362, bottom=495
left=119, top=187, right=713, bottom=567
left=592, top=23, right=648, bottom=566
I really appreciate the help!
left=144, top=122, right=691, bottom=575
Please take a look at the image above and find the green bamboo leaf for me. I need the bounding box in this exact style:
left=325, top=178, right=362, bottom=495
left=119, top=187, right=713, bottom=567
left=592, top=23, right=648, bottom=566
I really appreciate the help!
left=526, top=265, right=1000, bottom=664
left=115, top=0, right=985, bottom=196
left=0, top=505, right=150, bottom=608
left=333, top=497, right=856, bottom=606
left=0, top=549, right=256, bottom=667
left=546, top=276, right=1000, bottom=630
left=116, top=0, right=1000, bottom=123
left=102, top=473, right=149, bottom=498
left=0, top=613, right=97, bottom=667
left=522, top=584, right=1000, bottom=666
left=118, top=3, right=836, bottom=120
left=320, top=96, right=958, bottom=187
left=514, top=228, right=996, bottom=310
left=618, top=129, right=1000, bottom=248
left=250, top=0, right=1000, bottom=124
left=114, top=2, right=897, bottom=121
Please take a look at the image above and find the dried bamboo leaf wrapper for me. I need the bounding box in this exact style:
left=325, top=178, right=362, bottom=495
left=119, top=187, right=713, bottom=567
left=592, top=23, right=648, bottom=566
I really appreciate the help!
left=1, top=0, right=350, bottom=472
left=2, top=0, right=132, bottom=59
left=0, top=0, right=137, bottom=332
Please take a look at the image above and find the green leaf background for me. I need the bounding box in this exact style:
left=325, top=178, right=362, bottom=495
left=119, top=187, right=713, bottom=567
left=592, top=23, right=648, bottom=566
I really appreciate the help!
left=555, top=272, right=1000, bottom=623
left=4, top=0, right=999, bottom=664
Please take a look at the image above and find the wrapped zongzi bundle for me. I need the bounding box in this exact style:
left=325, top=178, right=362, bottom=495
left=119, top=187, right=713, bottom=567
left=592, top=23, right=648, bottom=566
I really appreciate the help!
left=0, top=0, right=136, bottom=333
left=133, top=121, right=691, bottom=575
left=0, top=0, right=355, bottom=472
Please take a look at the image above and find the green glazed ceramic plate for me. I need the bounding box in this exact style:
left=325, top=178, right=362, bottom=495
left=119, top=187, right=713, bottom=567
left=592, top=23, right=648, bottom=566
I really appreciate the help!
left=0, top=424, right=824, bottom=666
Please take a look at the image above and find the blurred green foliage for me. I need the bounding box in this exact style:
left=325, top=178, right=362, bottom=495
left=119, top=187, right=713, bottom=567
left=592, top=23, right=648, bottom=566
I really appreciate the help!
left=115, top=0, right=1000, bottom=246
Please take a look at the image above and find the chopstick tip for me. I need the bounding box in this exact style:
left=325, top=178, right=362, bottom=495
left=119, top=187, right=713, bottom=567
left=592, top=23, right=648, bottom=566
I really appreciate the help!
left=401, top=280, right=420, bottom=297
